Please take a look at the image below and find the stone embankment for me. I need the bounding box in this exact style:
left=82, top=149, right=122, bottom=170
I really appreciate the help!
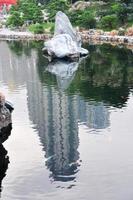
left=80, top=30, right=133, bottom=46
left=0, top=28, right=133, bottom=47
left=0, top=29, right=50, bottom=40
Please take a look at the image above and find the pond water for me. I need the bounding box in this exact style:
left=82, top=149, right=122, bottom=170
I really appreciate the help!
left=0, top=41, right=133, bottom=200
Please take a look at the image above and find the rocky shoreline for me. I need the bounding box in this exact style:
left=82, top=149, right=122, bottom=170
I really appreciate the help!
left=81, top=30, right=133, bottom=46
left=0, top=29, right=50, bottom=40
left=0, top=29, right=133, bottom=47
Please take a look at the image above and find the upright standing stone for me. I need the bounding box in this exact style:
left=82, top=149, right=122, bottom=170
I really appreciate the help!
left=43, top=11, right=88, bottom=58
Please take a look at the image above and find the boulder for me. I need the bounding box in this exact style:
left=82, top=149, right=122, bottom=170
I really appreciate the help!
left=43, top=11, right=88, bottom=59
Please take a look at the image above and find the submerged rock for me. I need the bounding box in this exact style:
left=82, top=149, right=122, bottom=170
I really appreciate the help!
left=43, top=11, right=88, bottom=59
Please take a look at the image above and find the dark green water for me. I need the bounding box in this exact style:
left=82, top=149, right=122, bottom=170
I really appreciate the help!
left=0, top=41, right=133, bottom=200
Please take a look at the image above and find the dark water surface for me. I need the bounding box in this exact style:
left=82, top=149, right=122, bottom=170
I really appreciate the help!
left=0, top=41, right=133, bottom=200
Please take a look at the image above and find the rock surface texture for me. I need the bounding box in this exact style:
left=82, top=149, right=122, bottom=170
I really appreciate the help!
left=0, top=93, right=13, bottom=137
left=44, top=11, right=88, bottom=58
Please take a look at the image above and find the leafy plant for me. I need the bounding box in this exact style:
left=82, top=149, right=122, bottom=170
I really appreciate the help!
left=100, top=15, right=118, bottom=30
left=28, top=23, right=44, bottom=34
left=69, top=9, right=96, bottom=29
left=6, top=11, right=24, bottom=27
left=45, top=0, right=70, bottom=21
left=7, top=0, right=43, bottom=27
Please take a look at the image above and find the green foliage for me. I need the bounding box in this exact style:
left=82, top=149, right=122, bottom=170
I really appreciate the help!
left=111, top=3, right=122, bottom=13
left=111, top=3, right=128, bottom=24
left=6, top=0, right=133, bottom=31
left=69, top=9, right=96, bottom=29
left=19, top=0, right=43, bottom=23
left=43, top=22, right=54, bottom=33
left=98, top=1, right=133, bottom=29
left=28, top=22, right=54, bottom=34
left=29, top=23, right=44, bottom=34
left=118, top=28, right=126, bottom=35
left=6, top=11, right=24, bottom=27
left=100, top=15, right=118, bottom=30
left=66, top=44, right=133, bottom=107
left=45, top=0, right=69, bottom=21
left=7, top=0, right=43, bottom=27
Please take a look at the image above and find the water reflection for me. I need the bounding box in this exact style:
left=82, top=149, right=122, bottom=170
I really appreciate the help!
left=71, top=44, right=133, bottom=108
left=27, top=82, right=80, bottom=182
left=0, top=105, right=12, bottom=195
left=0, top=41, right=133, bottom=186
left=46, top=58, right=82, bottom=90
left=27, top=60, right=110, bottom=183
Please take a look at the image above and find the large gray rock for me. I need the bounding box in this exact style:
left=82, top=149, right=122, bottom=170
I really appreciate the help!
left=44, top=11, right=88, bottom=59
left=54, top=11, right=81, bottom=47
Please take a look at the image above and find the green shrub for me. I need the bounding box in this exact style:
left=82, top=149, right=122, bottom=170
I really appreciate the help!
left=29, top=22, right=54, bottom=34
left=29, top=23, right=44, bottom=34
left=43, top=23, right=54, bottom=33
left=69, top=9, right=96, bottom=29
left=100, top=15, right=118, bottom=30
left=111, top=3, right=128, bottom=24
left=7, top=0, right=43, bottom=27
left=45, top=0, right=69, bottom=21
left=6, top=11, right=24, bottom=27
left=118, top=27, right=126, bottom=36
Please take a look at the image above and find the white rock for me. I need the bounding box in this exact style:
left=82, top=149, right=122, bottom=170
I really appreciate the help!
left=44, top=11, right=88, bottom=58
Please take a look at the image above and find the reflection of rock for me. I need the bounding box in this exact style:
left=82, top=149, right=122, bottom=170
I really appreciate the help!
left=44, top=11, right=88, bottom=58
left=46, top=59, right=79, bottom=90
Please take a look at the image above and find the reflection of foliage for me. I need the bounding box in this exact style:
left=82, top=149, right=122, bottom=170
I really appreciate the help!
left=7, top=41, right=25, bottom=56
left=7, top=41, right=43, bottom=56
left=67, top=44, right=133, bottom=107
left=37, top=51, right=57, bottom=87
